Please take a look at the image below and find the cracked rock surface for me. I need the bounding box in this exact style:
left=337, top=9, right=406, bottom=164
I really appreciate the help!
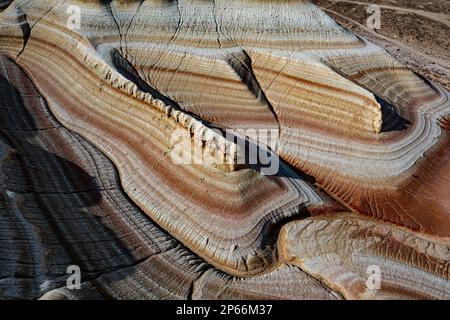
left=0, top=0, right=449, bottom=300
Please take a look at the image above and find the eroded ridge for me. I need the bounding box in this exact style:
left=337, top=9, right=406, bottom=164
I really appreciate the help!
left=0, top=0, right=449, bottom=299
left=0, top=54, right=339, bottom=300
left=0, top=0, right=343, bottom=278
left=279, top=213, right=450, bottom=299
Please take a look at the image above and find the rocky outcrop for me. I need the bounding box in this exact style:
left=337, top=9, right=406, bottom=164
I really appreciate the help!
left=0, top=0, right=449, bottom=299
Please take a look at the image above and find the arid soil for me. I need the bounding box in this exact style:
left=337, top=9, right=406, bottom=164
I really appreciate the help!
left=312, top=0, right=450, bottom=90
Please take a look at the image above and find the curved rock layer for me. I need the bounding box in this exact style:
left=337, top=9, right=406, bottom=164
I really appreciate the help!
left=0, top=0, right=345, bottom=277
left=0, top=54, right=339, bottom=300
left=0, top=0, right=449, bottom=299
left=0, top=54, right=173, bottom=299
left=42, top=252, right=341, bottom=300
left=279, top=213, right=450, bottom=300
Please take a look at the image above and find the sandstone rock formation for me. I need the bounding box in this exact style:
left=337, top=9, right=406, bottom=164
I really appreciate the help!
left=0, top=0, right=449, bottom=300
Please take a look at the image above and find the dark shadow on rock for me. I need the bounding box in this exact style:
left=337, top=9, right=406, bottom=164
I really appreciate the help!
left=111, top=49, right=178, bottom=108
left=110, top=48, right=216, bottom=125
left=0, top=56, right=156, bottom=299
left=375, top=95, right=412, bottom=132
left=0, top=0, right=12, bottom=12
left=319, top=58, right=412, bottom=133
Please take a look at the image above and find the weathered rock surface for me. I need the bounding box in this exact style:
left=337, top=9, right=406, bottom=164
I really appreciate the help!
left=0, top=54, right=339, bottom=300
left=0, top=0, right=449, bottom=299
left=279, top=213, right=450, bottom=299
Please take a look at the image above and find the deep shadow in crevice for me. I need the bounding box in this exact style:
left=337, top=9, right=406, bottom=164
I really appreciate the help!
left=375, top=95, right=412, bottom=132
left=319, top=58, right=412, bottom=133
left=260, top=207, right=312, bottom=251
left=111, top=49, right=187, bottom=111
left=413, top=70, right=434, bottom=87
left=110, top=48, right=220, bottom=128
left=227, top=50, right=281, bottom=127
left=218, top=128, right=318, bottom=182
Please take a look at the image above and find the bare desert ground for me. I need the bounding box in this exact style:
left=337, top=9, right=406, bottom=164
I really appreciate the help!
left=312, top=0, right=450, bottom=90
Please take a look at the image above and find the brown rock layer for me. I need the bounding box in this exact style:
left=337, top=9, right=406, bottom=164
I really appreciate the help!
left=0, top=0, right=449, bottom=299
left=0, top=54, right=338, bottom=300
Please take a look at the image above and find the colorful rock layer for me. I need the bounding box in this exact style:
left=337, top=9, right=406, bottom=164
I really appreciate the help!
left=0, top=0, right=449, bottom=299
